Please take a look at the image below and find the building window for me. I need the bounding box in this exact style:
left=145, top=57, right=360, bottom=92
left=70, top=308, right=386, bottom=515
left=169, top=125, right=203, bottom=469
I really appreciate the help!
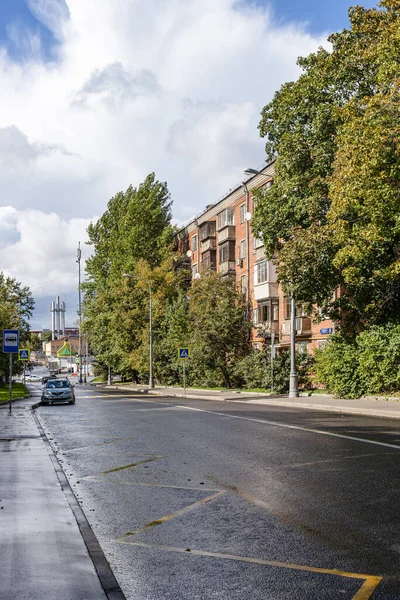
left=253, top=342, right=260, bottom=351
left=240, top=204, right=246, bottom=223
left=318, top=340, right=328, bottom=350
left=219, top=241, right=235, bottom=264
left=217, top=207, right=235, bottom=230
left=285, top=297, right=307, bottom=319
left=192, top=263, right=199, bottom=279
left=297, top=342, right=309, bottom=354
left=272, top=300, right=279, bottom=322
left=253, top=236, right=264, bottom=250
left=255, top=260, right=268, bottom=285
left=285, top=297, right=291, bottom=320
left=260, top=303, right=270, bottom=322
left=239, top=239, right=246, bottom=259
left=192, top=235, right=197, bottom=251
left=253, top=307, right=259, bottom=325
left=241, top=275, right=248, bottom=294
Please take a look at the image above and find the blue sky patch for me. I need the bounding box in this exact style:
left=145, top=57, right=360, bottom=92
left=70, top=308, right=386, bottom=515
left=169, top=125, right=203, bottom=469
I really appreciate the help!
left=250, top=0, right=378, bottom=35
left=0, top=0, right=67, bottom=62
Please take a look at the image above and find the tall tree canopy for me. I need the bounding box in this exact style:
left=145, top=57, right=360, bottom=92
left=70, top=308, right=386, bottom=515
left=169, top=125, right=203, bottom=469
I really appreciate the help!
left=253, top=0, right=400, bottom=332
left=0, top=272, right=34, bottom=380
left=83, top=173, right=189, bottom=380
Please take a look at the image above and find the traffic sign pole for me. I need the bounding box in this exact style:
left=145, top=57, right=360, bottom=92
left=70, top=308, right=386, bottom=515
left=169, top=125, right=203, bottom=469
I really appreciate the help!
left=183, top=361, right=186, bottom=397
left=9, top=354, right=12, bottom=413
left=3, top=330, right=19, bottom=414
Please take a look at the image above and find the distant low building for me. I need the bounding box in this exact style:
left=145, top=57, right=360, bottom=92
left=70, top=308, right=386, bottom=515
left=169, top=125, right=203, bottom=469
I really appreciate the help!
left=43, top=337, right=84, bottom=358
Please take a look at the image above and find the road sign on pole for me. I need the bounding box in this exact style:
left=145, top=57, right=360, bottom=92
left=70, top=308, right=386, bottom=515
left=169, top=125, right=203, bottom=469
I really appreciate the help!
left=178, top=348, right=190, bottom=396
left=2, top=330, right=19, bottom=353
left=18, top=349, right=30, bottom=361
left=2, top=330, right=19, bottom=414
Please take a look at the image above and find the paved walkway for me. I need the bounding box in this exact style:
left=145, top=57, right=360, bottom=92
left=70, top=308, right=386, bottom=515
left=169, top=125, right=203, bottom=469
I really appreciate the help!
left=0, top=397, right=123, bottom=600
left=105, top=384, right=400, bottom=420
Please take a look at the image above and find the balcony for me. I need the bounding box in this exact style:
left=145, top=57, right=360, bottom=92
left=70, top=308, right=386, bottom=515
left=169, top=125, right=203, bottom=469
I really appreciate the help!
left=255, top=321, right=279, bottom=338
left=201, top=238, right=216, bottom=253
left=281, top=317, right=312, bottom=336
left=218, top=226, right=236, bottom=244
left=201, top=249, right=216, bottom=271
left=199, top=221, right=216, bottom=242
left=218, top=261, right=236, bottom=276
left=254, top=282, right=279, bottom=301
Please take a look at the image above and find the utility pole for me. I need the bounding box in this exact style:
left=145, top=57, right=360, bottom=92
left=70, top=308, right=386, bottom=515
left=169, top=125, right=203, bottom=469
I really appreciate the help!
left=271, top=332, right=275, bottom=394
left=77, top=243, right=83, bottom=385
left=289, top=295, right=299, bottom=397
left=83, top=338, right=88, bottom=384
left=148, top=285, right=154, bottom=389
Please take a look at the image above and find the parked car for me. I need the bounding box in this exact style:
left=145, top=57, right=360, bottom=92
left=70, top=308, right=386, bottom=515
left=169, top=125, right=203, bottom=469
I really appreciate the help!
left=25, top=374, right=42, bottom=382
left=41, top=379, right=75, bottom=405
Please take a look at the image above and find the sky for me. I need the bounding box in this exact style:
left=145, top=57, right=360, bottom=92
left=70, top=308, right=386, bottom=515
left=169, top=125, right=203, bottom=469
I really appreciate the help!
left=0, top=0, right=378, bottom=329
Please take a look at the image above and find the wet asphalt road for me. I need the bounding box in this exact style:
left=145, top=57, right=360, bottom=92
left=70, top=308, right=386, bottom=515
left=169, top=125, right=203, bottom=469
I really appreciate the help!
left=32, top=383, right=400, bottom=599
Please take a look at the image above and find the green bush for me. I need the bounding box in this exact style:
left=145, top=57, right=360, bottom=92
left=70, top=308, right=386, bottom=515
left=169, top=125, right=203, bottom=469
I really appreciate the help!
left=314, top=337, right=360, bottom=398
left=357, top=325, right=400, bottom=395
left=234, top=350, right=269, bottom=389
left=315, top=324, right=400, bottom=398
left=234, top=349, right=314, bottom=394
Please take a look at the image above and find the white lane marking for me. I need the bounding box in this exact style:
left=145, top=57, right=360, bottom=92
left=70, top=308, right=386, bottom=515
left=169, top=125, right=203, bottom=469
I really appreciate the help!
left=74, top=392, right=400, bottom=451
left=181, top=406, right=400, bottom=450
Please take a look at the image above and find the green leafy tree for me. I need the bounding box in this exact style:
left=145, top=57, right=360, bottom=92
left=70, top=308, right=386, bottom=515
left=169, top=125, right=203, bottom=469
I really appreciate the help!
left=187, top=273, right=250, bottom=388
left=83, top=174, right=190, bottom=380
left=253, top=0, right=400, bottom=331
left=0, top=273, right=34, bottom=381
left=29, top=333, right=42, bottom=352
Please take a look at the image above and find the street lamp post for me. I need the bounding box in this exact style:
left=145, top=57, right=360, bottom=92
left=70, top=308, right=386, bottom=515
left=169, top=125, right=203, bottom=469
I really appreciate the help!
left=123, top=274, right=154, bottom=389
left=289, top=295, right=299, bottom=397
left=77, top=243, right=83, bottom=385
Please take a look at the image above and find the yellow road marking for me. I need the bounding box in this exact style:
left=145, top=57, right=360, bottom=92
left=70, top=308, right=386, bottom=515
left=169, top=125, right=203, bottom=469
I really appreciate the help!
left=117, top=490, right=226, bottom=541
left=83, top=455, right=165, bottom=479
left=119, top=540, right=382, bottom=599
left=86, top=479, right=220, bottom=492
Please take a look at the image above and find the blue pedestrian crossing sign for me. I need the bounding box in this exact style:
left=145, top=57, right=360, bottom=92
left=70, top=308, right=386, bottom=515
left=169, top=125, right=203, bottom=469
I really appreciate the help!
left=178, top=347, right=190, bottom=359
left=18, top=348, right=30, bottom=361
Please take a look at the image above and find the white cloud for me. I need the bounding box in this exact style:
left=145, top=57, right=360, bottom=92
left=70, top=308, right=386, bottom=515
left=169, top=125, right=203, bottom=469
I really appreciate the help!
left=0, top=0, right=327, bottom=325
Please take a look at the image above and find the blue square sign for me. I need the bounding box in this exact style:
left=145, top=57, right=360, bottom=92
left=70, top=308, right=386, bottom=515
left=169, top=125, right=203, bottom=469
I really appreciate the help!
left=2, top=330, right=19, bottom=353
left=178, top=347, right=190, bottom=359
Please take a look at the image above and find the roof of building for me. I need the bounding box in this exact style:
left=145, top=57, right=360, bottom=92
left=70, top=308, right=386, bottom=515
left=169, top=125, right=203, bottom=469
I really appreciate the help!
left=57, top=342, right=76, bottom=357
left=175, top=157, right=276, bottom=236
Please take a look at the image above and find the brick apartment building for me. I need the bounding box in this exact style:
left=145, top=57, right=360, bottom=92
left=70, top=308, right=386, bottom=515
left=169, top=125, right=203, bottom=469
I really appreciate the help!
left=176, top=159, right=335, bottom=354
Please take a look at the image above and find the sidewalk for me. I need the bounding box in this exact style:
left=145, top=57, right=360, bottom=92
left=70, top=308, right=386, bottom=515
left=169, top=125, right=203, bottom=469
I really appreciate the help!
left=0, top=397, right=124, bottom=600
left=105, top=383, right=400, bottom=420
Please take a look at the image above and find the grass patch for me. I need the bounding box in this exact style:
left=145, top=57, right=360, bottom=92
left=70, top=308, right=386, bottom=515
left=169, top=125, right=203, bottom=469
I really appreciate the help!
left=91, top=376, right=106, bottom=383
left=0, top=382, right=28, bottom=403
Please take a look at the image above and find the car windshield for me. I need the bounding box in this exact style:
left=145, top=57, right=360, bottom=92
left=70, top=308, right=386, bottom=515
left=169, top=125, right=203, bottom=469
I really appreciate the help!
left=46, top=380, right=70, bottom=389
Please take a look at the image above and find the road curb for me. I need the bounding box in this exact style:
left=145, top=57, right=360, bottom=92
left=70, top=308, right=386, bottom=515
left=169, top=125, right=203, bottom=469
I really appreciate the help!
left=148, top=391, right=400, bottom=420
left=101, top=384, right=400, bottom=420
left=32, top=409, right=126, bottom=600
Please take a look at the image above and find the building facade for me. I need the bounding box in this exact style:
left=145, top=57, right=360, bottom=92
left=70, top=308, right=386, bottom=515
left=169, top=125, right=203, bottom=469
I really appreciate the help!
left=177, top=160, right=334, bottom=354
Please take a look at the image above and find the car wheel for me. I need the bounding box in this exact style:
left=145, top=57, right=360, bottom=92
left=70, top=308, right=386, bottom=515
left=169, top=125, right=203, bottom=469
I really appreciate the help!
left=69, top=399, right=75, bottom=404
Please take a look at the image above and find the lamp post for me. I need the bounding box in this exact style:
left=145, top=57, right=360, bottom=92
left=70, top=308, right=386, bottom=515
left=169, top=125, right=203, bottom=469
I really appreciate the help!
left=123, top=274, right=154, bottom=389
left=289, top=295, right=299, bottom=397
left=77, top=243, right=83, bottom=384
